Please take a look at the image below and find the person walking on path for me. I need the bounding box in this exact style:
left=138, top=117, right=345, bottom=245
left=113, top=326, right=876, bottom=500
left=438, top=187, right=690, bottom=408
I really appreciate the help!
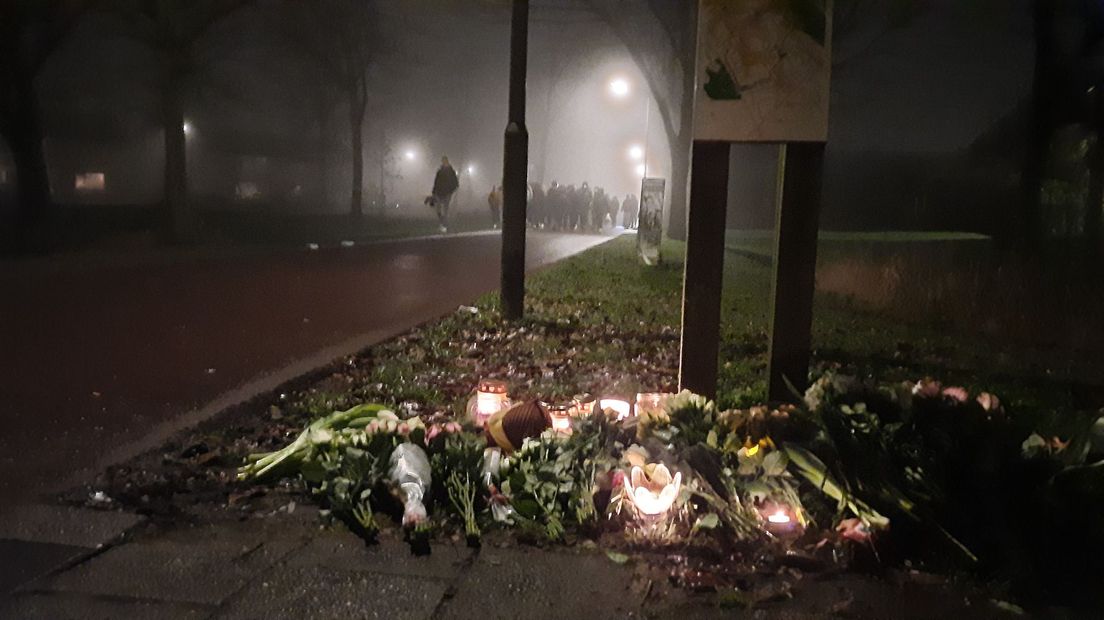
left=431, top=156, right=460, bottom=233
left=487, top=185, right=503, bottom=229
left=622, top=193, right=639, bottom=229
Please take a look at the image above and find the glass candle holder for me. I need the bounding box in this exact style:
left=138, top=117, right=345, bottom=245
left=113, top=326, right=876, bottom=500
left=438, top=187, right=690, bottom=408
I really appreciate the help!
left=598, top=397, right=633, bottom=421
left=572, top=393, right=596, bottom=417
left=467, top=379, right=510, bottom=427
left=546, top=403, right=573, bottom=434
left=635, top=392, right=672, bottom=417
left=757, top=501, right=802, bottom=538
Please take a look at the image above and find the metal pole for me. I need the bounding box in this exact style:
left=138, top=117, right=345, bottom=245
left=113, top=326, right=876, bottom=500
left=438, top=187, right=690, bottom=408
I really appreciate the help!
left=501, top=0, right=529, bottom=320
left=642, top=97, right=651, bottom=178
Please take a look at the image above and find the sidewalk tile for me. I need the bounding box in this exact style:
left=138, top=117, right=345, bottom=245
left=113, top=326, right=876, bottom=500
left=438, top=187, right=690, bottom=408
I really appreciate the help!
left=0, top=592, right=211, bottom=620
left=286, top=529, right=474, bottom=581
left=436, top=546, right=639, bottom=619
left=30, top=533, right=303, bottom=605
left=0, top=539, right=88, bottom=595
left=217, top=564, right=446, bottom=620
left=0, top=504, right=143, bottom=548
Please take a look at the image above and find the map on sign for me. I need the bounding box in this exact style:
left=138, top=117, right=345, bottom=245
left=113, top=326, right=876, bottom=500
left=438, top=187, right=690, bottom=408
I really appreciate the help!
left=694, top=0, right=832, bottom=143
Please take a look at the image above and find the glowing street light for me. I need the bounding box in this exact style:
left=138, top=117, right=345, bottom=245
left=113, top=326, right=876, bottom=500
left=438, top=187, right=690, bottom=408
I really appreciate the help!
left=635, top=163, right=646, bottom=177
left=182, top=121, right=193, bottom=136
left=467, top=164, right=476, bottom=175
left=609, top=77, right=630, bottom=99
left=404, top=149, right=417, bottom=161
left=628, top=145, right=644, bottom=161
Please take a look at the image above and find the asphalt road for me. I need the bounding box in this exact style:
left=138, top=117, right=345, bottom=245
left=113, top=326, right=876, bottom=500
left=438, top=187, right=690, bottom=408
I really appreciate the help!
left=0, top=231, right=614, bottom=505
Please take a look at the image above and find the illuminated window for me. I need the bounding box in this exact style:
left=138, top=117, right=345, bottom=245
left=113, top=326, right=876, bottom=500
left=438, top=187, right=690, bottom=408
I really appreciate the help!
left=75, top=172, right=106, bottom=191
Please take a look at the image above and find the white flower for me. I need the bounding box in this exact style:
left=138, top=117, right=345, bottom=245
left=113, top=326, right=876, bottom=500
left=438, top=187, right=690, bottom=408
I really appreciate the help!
left=626, top=463, right=681, bottom=517
left=665, top=390, right=715, bottom=416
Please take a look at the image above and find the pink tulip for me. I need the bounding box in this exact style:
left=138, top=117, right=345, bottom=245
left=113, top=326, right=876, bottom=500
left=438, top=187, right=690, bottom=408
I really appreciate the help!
left=837, top=518, right=871, bottom=543
left=942, top=387, right=969, bottom=403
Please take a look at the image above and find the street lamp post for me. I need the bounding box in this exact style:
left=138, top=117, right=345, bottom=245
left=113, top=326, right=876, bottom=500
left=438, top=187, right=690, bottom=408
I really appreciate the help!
left=501, top=0, right=529, bottom=320
left=610, top=77, right=652, bottom=190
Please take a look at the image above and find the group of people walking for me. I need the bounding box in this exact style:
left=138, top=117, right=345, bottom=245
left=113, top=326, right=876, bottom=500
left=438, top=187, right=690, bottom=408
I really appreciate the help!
left=428, top=156, right=640, bottom=234
left=487, top=182, right=639, bottom=232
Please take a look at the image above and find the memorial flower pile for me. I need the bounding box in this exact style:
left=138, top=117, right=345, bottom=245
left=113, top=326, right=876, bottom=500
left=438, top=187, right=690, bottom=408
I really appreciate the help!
left=238, top=373, right=1104, bottom=585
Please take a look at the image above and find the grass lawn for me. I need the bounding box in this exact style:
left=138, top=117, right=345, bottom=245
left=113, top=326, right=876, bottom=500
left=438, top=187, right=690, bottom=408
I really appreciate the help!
left=279, top=234, right=1097, bottom=437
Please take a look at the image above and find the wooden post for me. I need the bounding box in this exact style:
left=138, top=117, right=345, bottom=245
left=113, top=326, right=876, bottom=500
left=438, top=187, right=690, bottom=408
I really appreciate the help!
left=500, top=0, right=529, bottom=320
left=678, top=141, right=730, bottom=398
left=767, top=142, right=824, bottom=401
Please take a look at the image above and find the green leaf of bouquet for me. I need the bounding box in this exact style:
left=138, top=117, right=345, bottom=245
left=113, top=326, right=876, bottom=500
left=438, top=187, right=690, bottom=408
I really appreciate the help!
left=605, top=550, right=630, bottom=564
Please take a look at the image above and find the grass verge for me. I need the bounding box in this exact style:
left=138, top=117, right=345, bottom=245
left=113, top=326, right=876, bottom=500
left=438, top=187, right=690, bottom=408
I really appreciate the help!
left=86, top=235, right=1101, bottom=519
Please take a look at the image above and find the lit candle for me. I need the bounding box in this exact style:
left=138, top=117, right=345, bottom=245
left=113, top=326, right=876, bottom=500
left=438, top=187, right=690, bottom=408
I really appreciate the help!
left=625, top=463, right=681, bottom=517
left=547, top=403, right=573, bottom=434
left=599, top=398, right=633, bottom=421
left=758, top=502, right=801, bottom=537
left=467, top=379, right=510, bottom=427
left=634, top=392, right=672, bottom=417
left=767, top=510, right=790, bottom=524
left=572, top=393, right=596, bottom=417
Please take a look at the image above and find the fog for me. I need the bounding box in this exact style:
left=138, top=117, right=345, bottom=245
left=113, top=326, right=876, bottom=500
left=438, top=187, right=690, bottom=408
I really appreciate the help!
left=0, top=0, right=1045, bottom=244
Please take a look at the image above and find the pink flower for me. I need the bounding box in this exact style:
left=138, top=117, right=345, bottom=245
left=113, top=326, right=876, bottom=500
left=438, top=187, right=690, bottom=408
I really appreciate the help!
left=366, top=420, right=380, bottom=435
left=837, top=518, right=871, bottom=544
left=425, top=425, right=441, bottom=442
left=397, top=422, right=410, bottom=435
left=976, top=392, right=1001, bottom=412
left=912, top=379, right=942, bottom=399
left=611, top=470, right=626, bottom=490
left=942, top=387, right=969, bottom=403
left=1047, top=436, right=1071, bottom=453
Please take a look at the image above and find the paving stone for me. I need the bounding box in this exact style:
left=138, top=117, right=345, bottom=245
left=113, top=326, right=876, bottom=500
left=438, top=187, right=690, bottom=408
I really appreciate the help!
left=0, top=539, right=89, bottom=595
left=287, top=529, right=474, bottom=581
left=0, top=592, right=212, bottom=620
left=217, top=564, right=447, bottom=620
left=30, top=529, right=304, bottom=605
left=436, top=546, right=639, bottom=619
left=0, top=504, right=143, bottom=548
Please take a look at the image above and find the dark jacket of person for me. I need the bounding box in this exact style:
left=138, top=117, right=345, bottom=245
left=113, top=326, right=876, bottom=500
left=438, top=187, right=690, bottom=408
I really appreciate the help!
left=433, top=165, right=459, bottom=197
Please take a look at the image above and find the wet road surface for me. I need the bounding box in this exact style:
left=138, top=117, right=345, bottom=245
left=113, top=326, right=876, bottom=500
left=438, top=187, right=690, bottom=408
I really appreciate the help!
left=0, top=232, right=613, bottom=505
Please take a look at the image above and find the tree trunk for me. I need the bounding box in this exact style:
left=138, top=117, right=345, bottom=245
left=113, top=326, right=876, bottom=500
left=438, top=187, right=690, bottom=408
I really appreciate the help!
left=349, top=104, right=364, bottom=219
left=1085, top=85, right=1104, bottom=264
left=1019, top=0, right=1055, bottom=255
left=162, top=70, right=191, bottom=243
left=8, top=68, right=52, bottom=231
left=1088, top=126, right=1104, bottom=262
